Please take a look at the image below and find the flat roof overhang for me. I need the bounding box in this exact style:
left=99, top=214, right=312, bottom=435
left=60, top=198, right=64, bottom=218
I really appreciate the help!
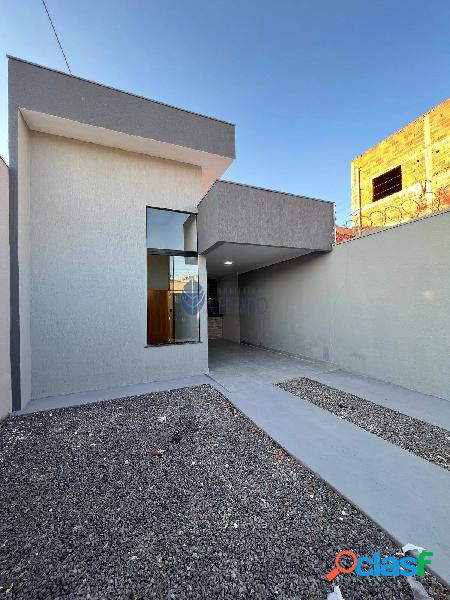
left=198, top=181, right=335, bottom=278
left=19, top=109, right=233, bottom=192
left=9, top=57, right=235, bottom=192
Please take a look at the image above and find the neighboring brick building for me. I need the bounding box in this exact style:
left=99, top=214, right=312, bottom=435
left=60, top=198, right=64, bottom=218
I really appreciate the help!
left=351, top=98, right=450, bottom=230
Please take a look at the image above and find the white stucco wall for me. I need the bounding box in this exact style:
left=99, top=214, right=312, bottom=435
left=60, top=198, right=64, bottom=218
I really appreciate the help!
left=30, top=132, right=208, bottom=399
left=218, top=275, right=240, bottom=343
left=18, top=114, right=32, bottom=407
left=0, top=157, right=12, bottom=418
left=240, top=212, right=450, bottom=401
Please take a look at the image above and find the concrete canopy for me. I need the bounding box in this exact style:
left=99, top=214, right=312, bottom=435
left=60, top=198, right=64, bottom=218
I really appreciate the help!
left=198, top=181, right=335, bottom=277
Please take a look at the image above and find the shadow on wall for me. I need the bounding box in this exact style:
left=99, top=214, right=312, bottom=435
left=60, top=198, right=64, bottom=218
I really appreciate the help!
left=0, top=156, right=12, bottom=418
left=218, top=275, right=241, bottom=343
left=238, top=214, right=450, bottom=401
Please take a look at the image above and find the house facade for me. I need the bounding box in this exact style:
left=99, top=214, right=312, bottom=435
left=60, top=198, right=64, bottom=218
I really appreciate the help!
left=1, top=57, right=449, bottom=417
left=3, top=57, right=334, bottom=412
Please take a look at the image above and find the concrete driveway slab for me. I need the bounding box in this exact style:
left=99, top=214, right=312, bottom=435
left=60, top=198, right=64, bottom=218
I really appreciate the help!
left=227, top=383, right=450, bottom=586
left=209, top=340, right=334, bottom=391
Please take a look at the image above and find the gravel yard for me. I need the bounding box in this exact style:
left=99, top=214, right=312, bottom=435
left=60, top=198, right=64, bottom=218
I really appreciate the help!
left=0, top=384, right=447, bottom=599
left=278, top=378, right=450, bottom=471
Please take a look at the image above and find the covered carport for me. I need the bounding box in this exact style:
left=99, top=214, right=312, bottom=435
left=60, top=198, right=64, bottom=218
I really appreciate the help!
left=197, top=179, right=335, bottom=376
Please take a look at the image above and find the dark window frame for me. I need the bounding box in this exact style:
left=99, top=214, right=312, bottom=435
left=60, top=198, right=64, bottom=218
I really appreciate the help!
left=146, top=206, right=201, bottom=347
left=372, top=166, right=402, bottom=201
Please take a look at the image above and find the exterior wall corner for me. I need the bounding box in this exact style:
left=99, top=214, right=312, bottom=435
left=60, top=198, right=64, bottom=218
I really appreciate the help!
left=0, top=157, right=12, bottom=418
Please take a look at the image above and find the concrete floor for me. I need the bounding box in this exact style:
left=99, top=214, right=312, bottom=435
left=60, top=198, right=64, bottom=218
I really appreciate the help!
left=208, top=339, right=450, bottom=429
left=208, top=339, right=335, bottom=390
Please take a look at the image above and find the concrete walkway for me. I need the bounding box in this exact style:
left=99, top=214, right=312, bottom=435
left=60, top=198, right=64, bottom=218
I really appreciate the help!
left=209, top=339, right=450, bottom=428
left=209, top=339, right=335, bottom=390
left=226, top=382, right=450, bottom=586
left=208, top=340, right=450, bottom=585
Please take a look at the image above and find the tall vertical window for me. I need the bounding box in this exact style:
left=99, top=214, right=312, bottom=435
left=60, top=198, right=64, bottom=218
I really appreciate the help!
left=146, top=208, right=200, bottom=345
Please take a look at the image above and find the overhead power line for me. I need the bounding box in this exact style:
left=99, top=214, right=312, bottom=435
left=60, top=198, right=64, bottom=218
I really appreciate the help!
left=40, top=0, right=72, bottom=73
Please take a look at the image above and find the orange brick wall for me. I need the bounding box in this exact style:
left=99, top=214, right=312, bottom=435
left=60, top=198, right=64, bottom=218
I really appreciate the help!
left=351, top=98, right=450, bottom=228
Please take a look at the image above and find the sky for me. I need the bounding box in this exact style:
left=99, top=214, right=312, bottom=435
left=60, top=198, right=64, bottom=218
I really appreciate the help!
left=1, top=0, right=449, bottom=225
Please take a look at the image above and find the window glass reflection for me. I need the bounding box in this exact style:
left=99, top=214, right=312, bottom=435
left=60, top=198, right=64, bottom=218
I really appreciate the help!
left=172, top=256, right=199, bottom=343
left=147, top=208, right=197, bottom=253
left=146, top=208, right=200, bottom=345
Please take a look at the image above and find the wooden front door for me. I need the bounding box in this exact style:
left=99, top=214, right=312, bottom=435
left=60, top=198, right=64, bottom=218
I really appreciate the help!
left=147, top=290, right=172, bottom=345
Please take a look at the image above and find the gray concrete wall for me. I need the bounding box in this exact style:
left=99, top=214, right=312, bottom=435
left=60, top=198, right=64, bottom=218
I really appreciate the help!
left=198, top=180, right=335, bottom=254
left=17, top=115, right=32, bottom=408
left=0, top=157, right=12, bottom=418
left=239, top=212, right=450, bottom=400
left=8, top=57, right=235, bottom=159
left=29, top=132, right=208, bottom=399
left=8, top=56, right=234, bottom=409
left=218, top=275, right=240, bottom=342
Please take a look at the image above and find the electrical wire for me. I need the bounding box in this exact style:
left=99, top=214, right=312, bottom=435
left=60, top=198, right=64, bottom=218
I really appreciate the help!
left=40, top=0, right=72, bottom=73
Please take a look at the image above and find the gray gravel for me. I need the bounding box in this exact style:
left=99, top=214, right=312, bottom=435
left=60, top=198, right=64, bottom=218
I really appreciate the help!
left=278, top=378, right=450, bottom=471
left=0, top=384, right=447, bottom=599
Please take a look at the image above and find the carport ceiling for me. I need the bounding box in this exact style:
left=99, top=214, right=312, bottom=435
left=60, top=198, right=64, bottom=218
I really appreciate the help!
left=205, top=243, right=311, bottom=279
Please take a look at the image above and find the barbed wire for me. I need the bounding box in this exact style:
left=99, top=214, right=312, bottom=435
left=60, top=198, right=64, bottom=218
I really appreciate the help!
left=336, top=183, right=450, bottom=243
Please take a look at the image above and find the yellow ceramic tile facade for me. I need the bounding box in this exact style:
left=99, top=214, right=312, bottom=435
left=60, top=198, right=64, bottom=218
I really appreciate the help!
left=351, top=98, right=450, bottom=229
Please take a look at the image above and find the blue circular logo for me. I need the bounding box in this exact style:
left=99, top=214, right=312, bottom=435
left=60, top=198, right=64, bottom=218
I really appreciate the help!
left=181, top=281, right=205, bottom=316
